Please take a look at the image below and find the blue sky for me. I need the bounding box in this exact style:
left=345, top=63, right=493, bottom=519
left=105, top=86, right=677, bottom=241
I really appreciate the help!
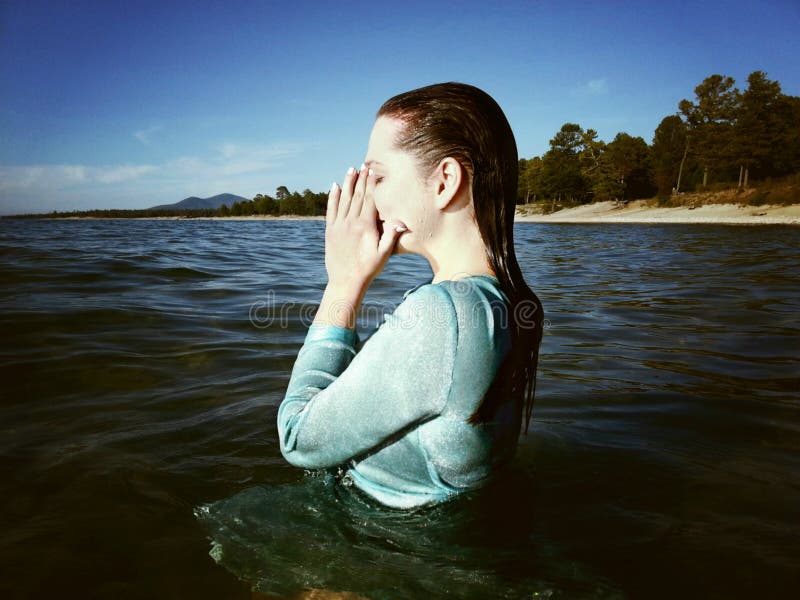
left=1, top=0, right=798, bottom=214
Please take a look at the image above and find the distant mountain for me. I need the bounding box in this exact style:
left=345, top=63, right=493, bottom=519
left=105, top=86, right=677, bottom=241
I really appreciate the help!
left=149, top=193, right=248, bottom=211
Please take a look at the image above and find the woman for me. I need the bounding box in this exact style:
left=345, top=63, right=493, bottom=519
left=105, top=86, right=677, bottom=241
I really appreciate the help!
left=277, top=82, right=544, bottom=509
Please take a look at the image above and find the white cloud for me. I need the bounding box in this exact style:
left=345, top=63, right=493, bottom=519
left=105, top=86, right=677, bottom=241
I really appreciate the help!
left=0, top=163, right=158, bottom=191
left=133, top=124, right=163, bottom=144
left=168, top=141, right=307, bottom=179
left=216, top=141, right=305, bottom=163
left=94, top=164, right=159, bottom=183
left=219, top=142, right=239, bottom=159
left=584, top=78, right=609, bottom=95
left=569, top=78, right=610, bottom=98
left=0, top=164, right=87, bottom=190
left=587, top=79, right=608, bottom=94
left=0, top=140, right=310, bottom=213
left=61, top=165, right=90, bottom=183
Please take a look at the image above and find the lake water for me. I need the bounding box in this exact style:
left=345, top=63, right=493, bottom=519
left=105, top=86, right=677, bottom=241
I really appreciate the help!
left=1, top=219, right=798, bottom=599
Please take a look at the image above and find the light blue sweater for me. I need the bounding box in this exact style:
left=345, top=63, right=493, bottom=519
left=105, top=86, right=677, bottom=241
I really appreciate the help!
left=277, top=274, right=520, bottom=509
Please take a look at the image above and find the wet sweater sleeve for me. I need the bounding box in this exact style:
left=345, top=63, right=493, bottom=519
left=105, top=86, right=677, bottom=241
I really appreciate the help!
left=277, top=285, right=458, bottom=469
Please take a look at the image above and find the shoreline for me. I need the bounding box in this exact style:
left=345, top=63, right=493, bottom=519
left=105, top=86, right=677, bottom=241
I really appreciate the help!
left=514, top=199, right=800, bottom=225
left=22, top=200, right=800, bottom=225
left=52, top=214, right=327, bottom=221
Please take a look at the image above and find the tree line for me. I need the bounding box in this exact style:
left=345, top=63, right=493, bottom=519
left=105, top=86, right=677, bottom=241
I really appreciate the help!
left=518, top=70, right=800, bottom=206
left=6, top=186, right=329, bottom=219
left=220, top=186, right=327, bottom=217
left=3, top=207, right=225, bottom=219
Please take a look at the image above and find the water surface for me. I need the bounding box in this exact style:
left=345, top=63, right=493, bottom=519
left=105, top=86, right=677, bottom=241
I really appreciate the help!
left=1, top=220, right=798, bottom=598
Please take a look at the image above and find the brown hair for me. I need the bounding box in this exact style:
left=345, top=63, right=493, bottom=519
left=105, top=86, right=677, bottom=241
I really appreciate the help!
left=377, top=82, right=544, bottom=434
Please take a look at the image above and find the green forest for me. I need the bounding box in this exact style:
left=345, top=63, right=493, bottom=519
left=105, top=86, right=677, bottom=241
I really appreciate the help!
left=220, top=186, right=329, bottom=217
left=519, top=71, right=800, bottom=207
left=9, top=70, right=798, bottom=220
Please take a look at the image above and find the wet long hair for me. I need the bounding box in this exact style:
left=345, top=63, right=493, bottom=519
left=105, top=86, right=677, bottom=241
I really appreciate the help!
left=377, top=82, right=544, bottom=434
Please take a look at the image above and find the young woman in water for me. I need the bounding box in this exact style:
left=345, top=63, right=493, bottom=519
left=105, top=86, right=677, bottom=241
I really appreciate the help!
left=277, top=82, right=544, bottom=509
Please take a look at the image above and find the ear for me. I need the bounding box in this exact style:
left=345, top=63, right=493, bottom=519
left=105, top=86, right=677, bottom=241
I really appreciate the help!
left=430, top=157, right=466, bottom=211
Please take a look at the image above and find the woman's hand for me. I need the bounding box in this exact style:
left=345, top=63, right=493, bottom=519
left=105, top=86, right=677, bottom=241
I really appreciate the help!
left=324, top=164, right=406, bottom=290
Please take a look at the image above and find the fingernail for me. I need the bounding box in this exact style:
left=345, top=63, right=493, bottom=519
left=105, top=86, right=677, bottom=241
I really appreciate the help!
left=360, top=162, right=366, bottom=171
left=395, top=225, right=407, bottom=232
left=347, top=167, right=355, bottom=175
left=368, top=168, right=374, bottom=176
left=330, top=181, right=337, bottom=192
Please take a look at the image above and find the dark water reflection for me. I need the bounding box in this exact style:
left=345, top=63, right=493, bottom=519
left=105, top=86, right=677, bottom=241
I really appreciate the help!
left=1, top=219, right=798, bottom=598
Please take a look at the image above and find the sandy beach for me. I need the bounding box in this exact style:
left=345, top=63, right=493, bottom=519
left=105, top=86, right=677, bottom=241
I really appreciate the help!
left=514, top=199, right=800, bottom=225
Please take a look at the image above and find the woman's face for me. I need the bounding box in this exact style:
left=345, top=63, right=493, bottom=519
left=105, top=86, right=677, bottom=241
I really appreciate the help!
left=364, top=116, right=434, bottom=255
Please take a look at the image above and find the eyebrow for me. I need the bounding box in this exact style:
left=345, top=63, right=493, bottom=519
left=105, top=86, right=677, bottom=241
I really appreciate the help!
left=364, top=160, right=384, bottom=168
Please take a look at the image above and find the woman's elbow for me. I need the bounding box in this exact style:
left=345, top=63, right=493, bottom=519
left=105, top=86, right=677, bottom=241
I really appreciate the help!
left=277, top=400, right=341, bottom=469
left=279, top=438, right=338, bottom=470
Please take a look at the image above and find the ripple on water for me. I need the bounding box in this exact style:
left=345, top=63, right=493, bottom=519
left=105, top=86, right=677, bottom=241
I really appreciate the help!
left=1, top=220, right=799, bottom=598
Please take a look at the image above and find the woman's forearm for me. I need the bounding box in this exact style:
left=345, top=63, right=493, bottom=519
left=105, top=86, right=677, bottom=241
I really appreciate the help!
left=312, top=281, right=369, bottom=330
